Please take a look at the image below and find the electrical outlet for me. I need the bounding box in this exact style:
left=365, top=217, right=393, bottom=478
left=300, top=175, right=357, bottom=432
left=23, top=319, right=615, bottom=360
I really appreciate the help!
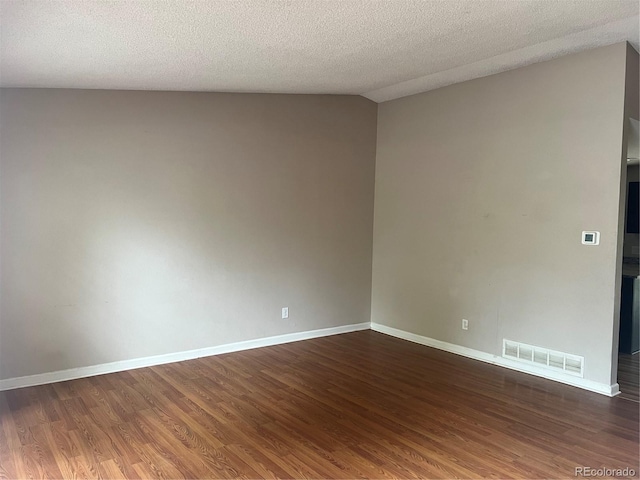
left=462, top=319, right=469, bottom=330
left=281, top=307, right=289, bottom=319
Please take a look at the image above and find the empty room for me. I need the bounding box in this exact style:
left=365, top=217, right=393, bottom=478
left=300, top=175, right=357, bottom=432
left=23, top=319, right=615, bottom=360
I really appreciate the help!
left=1, top=1, right=639, bottom=478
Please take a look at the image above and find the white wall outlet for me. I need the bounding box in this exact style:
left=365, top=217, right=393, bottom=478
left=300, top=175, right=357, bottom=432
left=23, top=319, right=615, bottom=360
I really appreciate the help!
left=281, top=307, right=289, bottom=319
left=462, top=319, right=469, bottom=330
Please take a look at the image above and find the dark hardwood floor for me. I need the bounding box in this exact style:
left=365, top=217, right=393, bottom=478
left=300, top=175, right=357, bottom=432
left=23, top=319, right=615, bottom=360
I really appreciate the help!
left=1, top=330, right=638, bottom=479
left=618, top=353, right=640, bottom=403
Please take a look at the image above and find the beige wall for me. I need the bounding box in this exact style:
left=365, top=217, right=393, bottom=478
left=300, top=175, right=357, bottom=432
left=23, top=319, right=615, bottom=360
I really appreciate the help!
left=625, top=43, right=639, bottom=121
left=372, top=43, right=629, bottom=386
left=611, top=45, right=639, bottom=378
left=0, top=44, right=634, bottom=388
left=0, top=90, right=377, bottom=379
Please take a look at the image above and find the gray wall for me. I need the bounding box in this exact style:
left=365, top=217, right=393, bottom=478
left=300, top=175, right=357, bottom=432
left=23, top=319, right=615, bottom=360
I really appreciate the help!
left=1, top=43, right=634, bottom=388
left=372, top=43, right=629, bottom=386
left=0, top=90, right=378, bottom=379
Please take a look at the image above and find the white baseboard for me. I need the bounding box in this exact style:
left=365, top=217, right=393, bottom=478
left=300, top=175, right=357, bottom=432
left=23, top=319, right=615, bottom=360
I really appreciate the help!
left=371, top=323, right=619, bottom=397
left=1, top=321, right=620, bottom=397
left=0, top=322, right=370, bottom=392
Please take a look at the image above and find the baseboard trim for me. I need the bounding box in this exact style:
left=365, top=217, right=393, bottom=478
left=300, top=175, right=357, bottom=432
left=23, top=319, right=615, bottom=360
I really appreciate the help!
left=1, top=321, right=620, bottom=397
left=371, top=323, right=619, bottom=397
left=0, top=322, right=370, bottom=392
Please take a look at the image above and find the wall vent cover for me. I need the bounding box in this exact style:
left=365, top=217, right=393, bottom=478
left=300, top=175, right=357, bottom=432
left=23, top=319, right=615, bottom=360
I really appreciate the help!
left=502, top=339, right=584, bottom=377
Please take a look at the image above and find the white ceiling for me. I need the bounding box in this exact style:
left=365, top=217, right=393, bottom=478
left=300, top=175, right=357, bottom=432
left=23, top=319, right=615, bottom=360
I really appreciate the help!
left=1, top=0, right=638, bottom=103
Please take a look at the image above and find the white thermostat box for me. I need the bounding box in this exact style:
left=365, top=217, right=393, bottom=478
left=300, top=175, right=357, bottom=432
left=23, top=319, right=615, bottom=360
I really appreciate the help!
left=581, top=231, right=600, bottom=245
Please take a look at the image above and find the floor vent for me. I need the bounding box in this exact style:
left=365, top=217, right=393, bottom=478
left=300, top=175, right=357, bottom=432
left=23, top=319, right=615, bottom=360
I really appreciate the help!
left=502, top=339, right=584, bottom=377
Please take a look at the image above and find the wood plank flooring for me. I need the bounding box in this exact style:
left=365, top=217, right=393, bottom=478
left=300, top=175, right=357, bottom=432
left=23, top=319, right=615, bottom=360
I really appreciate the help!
left=1, top=330, right=638, bottom=479
left=618, top=353, right=640, bottom=403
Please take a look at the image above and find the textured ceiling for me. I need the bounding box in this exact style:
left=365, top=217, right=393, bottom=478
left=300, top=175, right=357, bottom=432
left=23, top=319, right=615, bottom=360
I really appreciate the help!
left=1, top=0, right=638, bottom=102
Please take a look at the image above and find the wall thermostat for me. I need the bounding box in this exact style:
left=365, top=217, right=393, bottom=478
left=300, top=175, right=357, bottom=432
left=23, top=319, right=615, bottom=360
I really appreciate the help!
left=581, top=231, right=600, bottom=245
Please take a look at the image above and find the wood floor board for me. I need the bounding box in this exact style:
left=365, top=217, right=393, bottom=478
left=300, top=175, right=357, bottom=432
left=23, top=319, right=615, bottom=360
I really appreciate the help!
left=221, top=444, right=287, bottom=479
left=330, top=447, right=400, bottom=479
left=0, top=422, right=17, bottom=479
left=618, top=353, right=640, bottom=403
left=110, top=424, right=174, bottom=479
left=1, top=330, right=638, bottom=479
